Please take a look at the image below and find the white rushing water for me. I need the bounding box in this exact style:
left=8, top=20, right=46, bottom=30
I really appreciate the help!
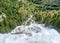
left=0, top=15, right=60, bottom=43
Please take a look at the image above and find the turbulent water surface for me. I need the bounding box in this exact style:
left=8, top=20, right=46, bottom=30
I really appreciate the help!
left=0, top=15, right=60, bottom=43
left=0, top=23, right=60, bottom=43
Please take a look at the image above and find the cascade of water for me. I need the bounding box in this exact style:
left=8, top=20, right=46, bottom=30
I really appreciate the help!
left=0, top=14, right=60, bottom=43
left=23, top=14, right=35, bottom=25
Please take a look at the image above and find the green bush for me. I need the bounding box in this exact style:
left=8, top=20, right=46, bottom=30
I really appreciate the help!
left=0, top=0, right=60, bottom=33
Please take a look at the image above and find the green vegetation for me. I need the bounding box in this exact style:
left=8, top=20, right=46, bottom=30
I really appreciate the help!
left=0, top=0, right=60, bottom=33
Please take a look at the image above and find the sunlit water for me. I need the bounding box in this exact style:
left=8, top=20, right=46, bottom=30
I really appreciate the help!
left=0, top=15, right=60, bottom=43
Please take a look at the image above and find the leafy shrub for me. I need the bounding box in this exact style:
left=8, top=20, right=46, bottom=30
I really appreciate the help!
left=0, top=0, right=60, bottom=33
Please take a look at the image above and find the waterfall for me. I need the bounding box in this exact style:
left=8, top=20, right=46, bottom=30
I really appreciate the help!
left=0, top=15, right=60, bottom=43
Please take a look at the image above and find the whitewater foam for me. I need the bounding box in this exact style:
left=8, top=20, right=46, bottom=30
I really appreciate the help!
left=0, top=14, right=60, bottom=43
left=0, top=23, right=60, bottom=43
